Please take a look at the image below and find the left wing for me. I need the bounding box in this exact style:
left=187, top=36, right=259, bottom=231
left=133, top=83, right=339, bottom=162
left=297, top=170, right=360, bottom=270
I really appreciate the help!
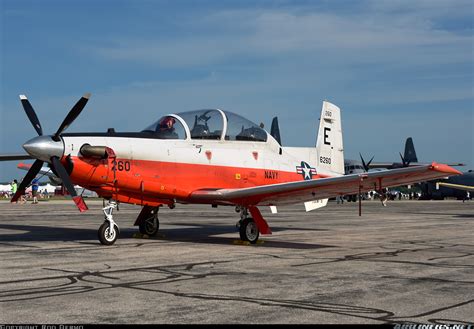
left=190, top=163, right=461, bottom=206
left=0, top=154, right=34, bottom=161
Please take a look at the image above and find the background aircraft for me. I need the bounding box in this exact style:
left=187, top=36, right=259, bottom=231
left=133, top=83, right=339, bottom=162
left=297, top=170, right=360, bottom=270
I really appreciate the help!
left=368, top=137, right=465, bottom=169
left=419, top=170, right=473, bottom=200
left=17, top=162, right=62, bottom=185
left=0, top=94, right=461, bottom=246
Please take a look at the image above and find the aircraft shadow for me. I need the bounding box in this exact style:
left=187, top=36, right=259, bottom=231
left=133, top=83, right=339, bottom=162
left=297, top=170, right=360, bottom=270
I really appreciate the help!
left=409, top=212, right=474, bottom=219
left=0, top=223, right=334, bottom=250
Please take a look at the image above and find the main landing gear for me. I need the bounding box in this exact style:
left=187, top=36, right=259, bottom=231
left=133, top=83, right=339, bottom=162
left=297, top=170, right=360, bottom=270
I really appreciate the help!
left=98, top=200, right=120, bottom=245
left=236, top=207, right=259, bottom=244
left=134, top=205, right=160, bottom=237
left=138, top=207, right=160, bottom=236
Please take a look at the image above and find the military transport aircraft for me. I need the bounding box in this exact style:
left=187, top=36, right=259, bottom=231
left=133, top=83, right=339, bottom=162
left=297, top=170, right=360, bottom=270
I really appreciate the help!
left=0, top=94, right=461, bottom=245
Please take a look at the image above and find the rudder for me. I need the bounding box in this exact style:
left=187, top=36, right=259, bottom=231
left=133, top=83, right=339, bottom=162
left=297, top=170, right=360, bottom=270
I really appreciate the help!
left=315, top=101, right=344, bottom=175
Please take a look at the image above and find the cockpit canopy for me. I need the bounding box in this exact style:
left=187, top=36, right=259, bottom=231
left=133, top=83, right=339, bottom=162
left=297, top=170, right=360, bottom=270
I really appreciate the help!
left=142, top=109, right=268, bottom=142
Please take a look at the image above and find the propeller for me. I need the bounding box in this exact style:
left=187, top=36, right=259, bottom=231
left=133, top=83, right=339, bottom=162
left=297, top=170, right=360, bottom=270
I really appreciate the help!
left=399, top=152, right=411, bottom=167
left=12, top=94, right=90, bottom=212
left=270, top=117, right=282, bottom=145
left=359, top=153, right=374, bottom=172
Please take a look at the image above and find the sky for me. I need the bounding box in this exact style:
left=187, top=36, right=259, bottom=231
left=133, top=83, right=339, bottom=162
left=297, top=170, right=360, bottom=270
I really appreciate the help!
left=0, top=0, right=473, bottom=182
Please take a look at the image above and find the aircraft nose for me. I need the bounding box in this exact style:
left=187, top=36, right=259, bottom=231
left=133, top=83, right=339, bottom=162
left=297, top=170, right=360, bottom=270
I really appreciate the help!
left=23, top=135, right=64, bottom=162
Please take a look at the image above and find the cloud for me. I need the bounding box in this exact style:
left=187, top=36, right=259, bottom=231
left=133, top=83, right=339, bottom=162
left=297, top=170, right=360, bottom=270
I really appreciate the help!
left=90, top=5, right=472, bottom=68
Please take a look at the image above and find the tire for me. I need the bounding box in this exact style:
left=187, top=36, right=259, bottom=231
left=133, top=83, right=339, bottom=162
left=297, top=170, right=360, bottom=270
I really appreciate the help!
left=239, top=218, right=259, bottom=244
left=139, top=214, right=159, bottom=236
left=98, top=222, right=119, bottom=245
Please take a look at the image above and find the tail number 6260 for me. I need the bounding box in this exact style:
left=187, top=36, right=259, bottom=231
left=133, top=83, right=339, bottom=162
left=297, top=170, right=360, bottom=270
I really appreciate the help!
left=320, top=156, right=331, bottom=164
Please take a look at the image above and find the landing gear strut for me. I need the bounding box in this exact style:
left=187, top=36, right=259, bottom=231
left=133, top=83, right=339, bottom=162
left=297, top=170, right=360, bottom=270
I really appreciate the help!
left=98, top=200, right=120, bottom=245
left=236, top=207, right=259, bottom=244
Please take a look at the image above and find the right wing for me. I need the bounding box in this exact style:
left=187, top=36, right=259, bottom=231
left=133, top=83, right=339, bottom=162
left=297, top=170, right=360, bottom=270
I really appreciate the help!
left=369, top=161, right=465, bottom=169
left=190, top=163, right=461, bottom=206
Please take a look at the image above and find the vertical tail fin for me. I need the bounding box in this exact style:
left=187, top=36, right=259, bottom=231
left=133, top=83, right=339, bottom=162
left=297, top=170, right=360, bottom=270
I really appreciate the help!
left=270, top=117, right=282, bottom=145
left=404, top=137, right=418, bottom=163
left=315, top=101, right=344, bottom=175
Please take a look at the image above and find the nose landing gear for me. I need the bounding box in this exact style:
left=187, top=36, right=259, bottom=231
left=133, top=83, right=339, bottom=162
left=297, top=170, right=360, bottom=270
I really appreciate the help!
left=98, top=200, right=120, bottom=245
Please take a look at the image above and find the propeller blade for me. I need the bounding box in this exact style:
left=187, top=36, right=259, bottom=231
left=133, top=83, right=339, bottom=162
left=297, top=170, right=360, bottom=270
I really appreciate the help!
left=53, top=93, right=91, bottom=140
left=11, top=159, right=44, bottom=202
left=51, top=156, right=88, bottom=212
left=270, top=117, right=282, bottom=145
left=359, top=153, right=367, bottom=171
left=399, top=152, right=410, bottom=167
left=359, top=153, right=375, bottom=172
left=367, top=155, right=375, bottom=167
left=358, top=153, right=370, bottom=172
left=19, top=95, right=43, bottom=136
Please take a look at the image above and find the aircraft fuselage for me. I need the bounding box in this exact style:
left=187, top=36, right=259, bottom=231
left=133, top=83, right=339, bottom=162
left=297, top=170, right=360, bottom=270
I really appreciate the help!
left=62, top=133, right=333, bottom=207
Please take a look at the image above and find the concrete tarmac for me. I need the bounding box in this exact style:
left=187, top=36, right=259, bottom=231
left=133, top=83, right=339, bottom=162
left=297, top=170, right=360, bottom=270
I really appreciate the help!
left=0, top=199, right=472, bottom=324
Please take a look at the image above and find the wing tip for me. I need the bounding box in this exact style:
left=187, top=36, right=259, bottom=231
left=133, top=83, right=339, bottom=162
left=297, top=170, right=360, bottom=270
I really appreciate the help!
left=19, top=94, right=27, bottom=100
left=430, top=162, right=462, bottom=175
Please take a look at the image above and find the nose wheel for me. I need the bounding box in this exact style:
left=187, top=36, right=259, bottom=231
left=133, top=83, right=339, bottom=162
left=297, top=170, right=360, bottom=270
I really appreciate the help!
left=98, top=221, right=119, bottom=245
left=98, top=200, right=120, bottom=245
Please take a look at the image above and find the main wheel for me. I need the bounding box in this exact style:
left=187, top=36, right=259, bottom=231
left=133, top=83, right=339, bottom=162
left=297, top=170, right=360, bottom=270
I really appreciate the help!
left=139, top=214, right=159, bottom=236
left=98, top=222, right=119, bottom=245
left=239, top=218, right=259, bottom=244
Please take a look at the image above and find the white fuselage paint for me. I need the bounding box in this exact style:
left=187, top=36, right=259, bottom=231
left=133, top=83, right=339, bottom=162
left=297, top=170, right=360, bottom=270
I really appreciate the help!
left=62, top=134, right=340, bottom=179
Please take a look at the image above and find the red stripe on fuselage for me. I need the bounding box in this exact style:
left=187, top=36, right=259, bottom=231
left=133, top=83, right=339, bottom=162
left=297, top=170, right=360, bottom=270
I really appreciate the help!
left=67, top=156, right=327, bottom=204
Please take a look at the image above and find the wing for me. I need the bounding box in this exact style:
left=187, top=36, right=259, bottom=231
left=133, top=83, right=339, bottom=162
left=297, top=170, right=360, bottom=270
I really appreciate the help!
left=190, top=163, right=461, bottom=206
left=369, top=161, right=465, bottom=169
left=437, top=182, right=474, bottom=192
left=0, top=154, right=34, bottom=161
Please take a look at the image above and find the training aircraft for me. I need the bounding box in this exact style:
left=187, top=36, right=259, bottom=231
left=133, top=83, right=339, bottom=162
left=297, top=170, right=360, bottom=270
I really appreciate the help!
left=0, top=94, right=462, bottom=245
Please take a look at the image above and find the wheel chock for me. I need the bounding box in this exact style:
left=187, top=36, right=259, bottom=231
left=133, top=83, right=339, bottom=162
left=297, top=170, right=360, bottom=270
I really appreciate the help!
left=132, top=233, right=149, bottom=239
left=232, top=239, right=265, bottom=246
left=132, top=233, right=166, bottom=239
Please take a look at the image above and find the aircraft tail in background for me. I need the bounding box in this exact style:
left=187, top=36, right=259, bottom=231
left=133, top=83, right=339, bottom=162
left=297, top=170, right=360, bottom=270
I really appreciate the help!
left=404, top=137, right=418, bottom=163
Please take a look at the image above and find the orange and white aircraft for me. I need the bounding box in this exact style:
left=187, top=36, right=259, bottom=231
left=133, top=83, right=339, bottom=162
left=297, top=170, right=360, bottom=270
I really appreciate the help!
left=0, top=94, right=461, bottom=245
